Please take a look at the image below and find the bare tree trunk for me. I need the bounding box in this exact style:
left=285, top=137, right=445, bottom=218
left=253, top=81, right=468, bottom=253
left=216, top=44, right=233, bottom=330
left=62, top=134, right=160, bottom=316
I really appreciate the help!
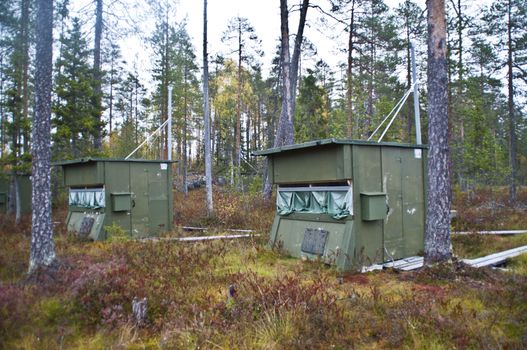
left=183, top=66, right=188, bottom=196
left=93, top=0, right=103, bottom=150
left=203, top=0, right=213, bottom=216
left=15, top=175, right=21, bottom=225
left=30, top=0, right=56, bottom=274
left=235, top=21, right=242, bottom=189
left=347, top=0, right=356, bottom=139
left=507, top=0, right=517, bottom=203
left=263, top=0, right=309, bottom=198
left=21, top=0, right=30, bottom=152
left=424, top=0, right=452, bottom=264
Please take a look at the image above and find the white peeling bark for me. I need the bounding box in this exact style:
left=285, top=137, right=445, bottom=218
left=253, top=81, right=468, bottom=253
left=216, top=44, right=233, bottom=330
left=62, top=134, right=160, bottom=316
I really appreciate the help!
left=29, top=0, right=56, bottom=274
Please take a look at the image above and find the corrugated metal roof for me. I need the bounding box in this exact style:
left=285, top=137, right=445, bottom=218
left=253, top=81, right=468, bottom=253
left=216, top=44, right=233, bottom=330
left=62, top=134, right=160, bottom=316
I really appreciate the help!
left=53, top=157, right=177, bottom=166
left=252, top=138, right=427, bottom=156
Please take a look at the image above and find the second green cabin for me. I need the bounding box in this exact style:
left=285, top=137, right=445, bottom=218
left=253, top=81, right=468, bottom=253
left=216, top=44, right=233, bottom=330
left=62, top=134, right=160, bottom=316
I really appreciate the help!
left=57, top=158, right=174, bottom=240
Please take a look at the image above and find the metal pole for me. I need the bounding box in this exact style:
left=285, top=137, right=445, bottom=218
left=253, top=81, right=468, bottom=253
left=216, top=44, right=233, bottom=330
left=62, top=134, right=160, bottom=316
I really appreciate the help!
left=411, top=41, right=422, bottom=144
left=167, top=85, right=173, bottom=160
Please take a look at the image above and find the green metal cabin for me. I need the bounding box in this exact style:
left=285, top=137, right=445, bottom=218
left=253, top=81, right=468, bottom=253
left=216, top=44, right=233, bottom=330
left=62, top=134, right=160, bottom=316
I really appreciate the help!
left=0, top=174, right=32, bottom=214
left=57, top=158, right=174, bottom=240
left=254, top=139, right=427, bottom=271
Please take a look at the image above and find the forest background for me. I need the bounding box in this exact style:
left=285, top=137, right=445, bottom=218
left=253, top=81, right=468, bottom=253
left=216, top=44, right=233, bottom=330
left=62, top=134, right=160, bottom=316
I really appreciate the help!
left=0, top=0, right=526, bottom=199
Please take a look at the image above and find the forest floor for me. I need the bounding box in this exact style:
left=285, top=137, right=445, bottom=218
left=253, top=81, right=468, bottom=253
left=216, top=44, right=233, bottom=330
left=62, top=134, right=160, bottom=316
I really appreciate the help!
left=1, top=187, right=527, bottom=349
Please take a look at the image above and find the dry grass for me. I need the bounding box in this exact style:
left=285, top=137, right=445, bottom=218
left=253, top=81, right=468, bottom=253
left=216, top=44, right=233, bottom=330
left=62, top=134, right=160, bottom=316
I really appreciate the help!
left=0, top=187, right=526, bottom=349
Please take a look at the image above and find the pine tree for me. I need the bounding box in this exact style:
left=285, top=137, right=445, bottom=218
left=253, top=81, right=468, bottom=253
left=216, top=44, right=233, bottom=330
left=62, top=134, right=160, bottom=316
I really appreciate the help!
left=52, top=18, right=102, bottom=159
left=483, top=0, right=527, bottom=202
left=221, top=16, right=262, bottom=189
left=29, top=0, right=56, bottom=275
left=424, top=0, right=452, bottom=264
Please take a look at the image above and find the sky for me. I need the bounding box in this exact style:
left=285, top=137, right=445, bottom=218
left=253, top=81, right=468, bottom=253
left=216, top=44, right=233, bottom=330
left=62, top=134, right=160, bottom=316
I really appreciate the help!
left=108, top=0, right=429, bottom=88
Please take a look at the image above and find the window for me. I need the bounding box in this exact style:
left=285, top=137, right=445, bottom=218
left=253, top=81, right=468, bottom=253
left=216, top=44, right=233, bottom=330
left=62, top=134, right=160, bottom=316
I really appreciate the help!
left=69, top=188, right=105, bottom=209
left=277, top=184, right=353, bottom=219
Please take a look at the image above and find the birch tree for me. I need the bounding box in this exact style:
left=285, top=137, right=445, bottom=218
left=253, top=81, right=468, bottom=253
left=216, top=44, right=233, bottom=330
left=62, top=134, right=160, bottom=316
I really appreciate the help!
left=424, top=0, right=452, bottom=264
left=203, top=0, right=213, bottom=216
left=29, top=0, right=56, bottom=274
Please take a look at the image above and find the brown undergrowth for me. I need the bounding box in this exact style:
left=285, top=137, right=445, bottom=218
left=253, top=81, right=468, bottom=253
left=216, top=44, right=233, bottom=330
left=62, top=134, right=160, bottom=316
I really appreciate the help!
left=0, top=187, right=526, bottom=349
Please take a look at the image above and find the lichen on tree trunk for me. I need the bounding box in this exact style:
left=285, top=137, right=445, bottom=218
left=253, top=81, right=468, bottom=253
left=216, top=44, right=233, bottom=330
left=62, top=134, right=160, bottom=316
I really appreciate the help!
left=29, top=0, right=56, bottom=274
left=424, top=0, right=452, bottom=264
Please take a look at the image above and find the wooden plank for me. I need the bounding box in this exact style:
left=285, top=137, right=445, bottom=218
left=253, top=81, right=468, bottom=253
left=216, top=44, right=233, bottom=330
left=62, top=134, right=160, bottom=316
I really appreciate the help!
left=180, top=226, right=254, bottom=233
left=362, top=245, right=527, bottom=272
left=462, top=245, right=527, bottom=268
left=383, top=256, right=423, bottom=270
left=140, top=234, right=260, bottom=243
left=453, top=230, right=527, bottom=235
left=182, top=226, right=208, bottom=231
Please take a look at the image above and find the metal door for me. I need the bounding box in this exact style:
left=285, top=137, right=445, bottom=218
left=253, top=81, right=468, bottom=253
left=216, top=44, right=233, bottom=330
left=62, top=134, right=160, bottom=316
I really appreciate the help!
left=130, top=165, right=149, bottom=238
left=148, top=169, right=169, bottom=235
left=382, top=148, right=404, bottom=260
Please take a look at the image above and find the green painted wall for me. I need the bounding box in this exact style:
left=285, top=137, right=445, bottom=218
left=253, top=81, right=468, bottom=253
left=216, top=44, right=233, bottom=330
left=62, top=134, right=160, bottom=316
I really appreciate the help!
left=0, top=174, right=32, bottom=214
left=263, top=140, right=426, bottom=271
left=60, top=159, right=173, bottom=240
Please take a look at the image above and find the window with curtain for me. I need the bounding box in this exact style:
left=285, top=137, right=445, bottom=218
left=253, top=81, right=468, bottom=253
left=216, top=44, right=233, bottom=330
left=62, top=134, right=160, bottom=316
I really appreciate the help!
left=277, top=185, right=353, bottom=219
left=69, top=188, right=105, bottom=209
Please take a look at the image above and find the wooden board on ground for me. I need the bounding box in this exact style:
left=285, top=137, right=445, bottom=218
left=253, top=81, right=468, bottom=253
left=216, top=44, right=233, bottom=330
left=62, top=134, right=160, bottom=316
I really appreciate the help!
left=366, top=245, right=527, bottom=272
left=452, top=230, right=527, bottom=235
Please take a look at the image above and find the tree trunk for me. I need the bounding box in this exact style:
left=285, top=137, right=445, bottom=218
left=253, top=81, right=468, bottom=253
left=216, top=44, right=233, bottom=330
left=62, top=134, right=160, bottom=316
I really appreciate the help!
left=507, top=0, right=517, bottom=203
left=203, top=0, right=213, bottom=216
left=235, top=21, right=242, bottom=189
left=347, top=0, right=356, bottom=139
left=424, top=0, right=452, bottom=264
left=263, top=0, right=309, bottom=198
left=21, top=0, right=30, bottom=152
left=93, top=0, right=103, bottom=150
left=183, top=65, right=188, bottom=196
left=15, top=175, right=21, bottom=225
left=30, top=0, right=56, bottom=274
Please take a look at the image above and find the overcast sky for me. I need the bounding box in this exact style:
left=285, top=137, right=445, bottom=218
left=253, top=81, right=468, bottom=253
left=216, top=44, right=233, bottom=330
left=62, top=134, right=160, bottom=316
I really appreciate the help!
left=106, top=0, right=430, bottom=87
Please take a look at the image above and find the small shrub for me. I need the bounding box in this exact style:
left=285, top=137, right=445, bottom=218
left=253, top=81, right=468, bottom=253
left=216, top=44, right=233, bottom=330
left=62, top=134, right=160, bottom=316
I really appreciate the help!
left=105, top=224, right=130, bottom=243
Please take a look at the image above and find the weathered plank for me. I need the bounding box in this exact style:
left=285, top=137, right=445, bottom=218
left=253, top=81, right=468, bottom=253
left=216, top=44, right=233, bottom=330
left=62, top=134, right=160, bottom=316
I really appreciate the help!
left=181, top=226, right=254, bottom=233
left=368, top=245, right=527, bottom=272
left=383, top=256, right=424, bottom=271
left=462, top=245, right=527, bottom=268
left=140, top=234, right=259, bottom=243
left=453, top=230, right=527, bottom=235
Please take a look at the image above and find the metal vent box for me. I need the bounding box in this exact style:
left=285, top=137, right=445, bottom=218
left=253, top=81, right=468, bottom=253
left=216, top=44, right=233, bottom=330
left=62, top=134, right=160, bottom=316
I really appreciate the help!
left=111, top=192, right=132, bottom=212
left=360, top=192, right=387, bottom=221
